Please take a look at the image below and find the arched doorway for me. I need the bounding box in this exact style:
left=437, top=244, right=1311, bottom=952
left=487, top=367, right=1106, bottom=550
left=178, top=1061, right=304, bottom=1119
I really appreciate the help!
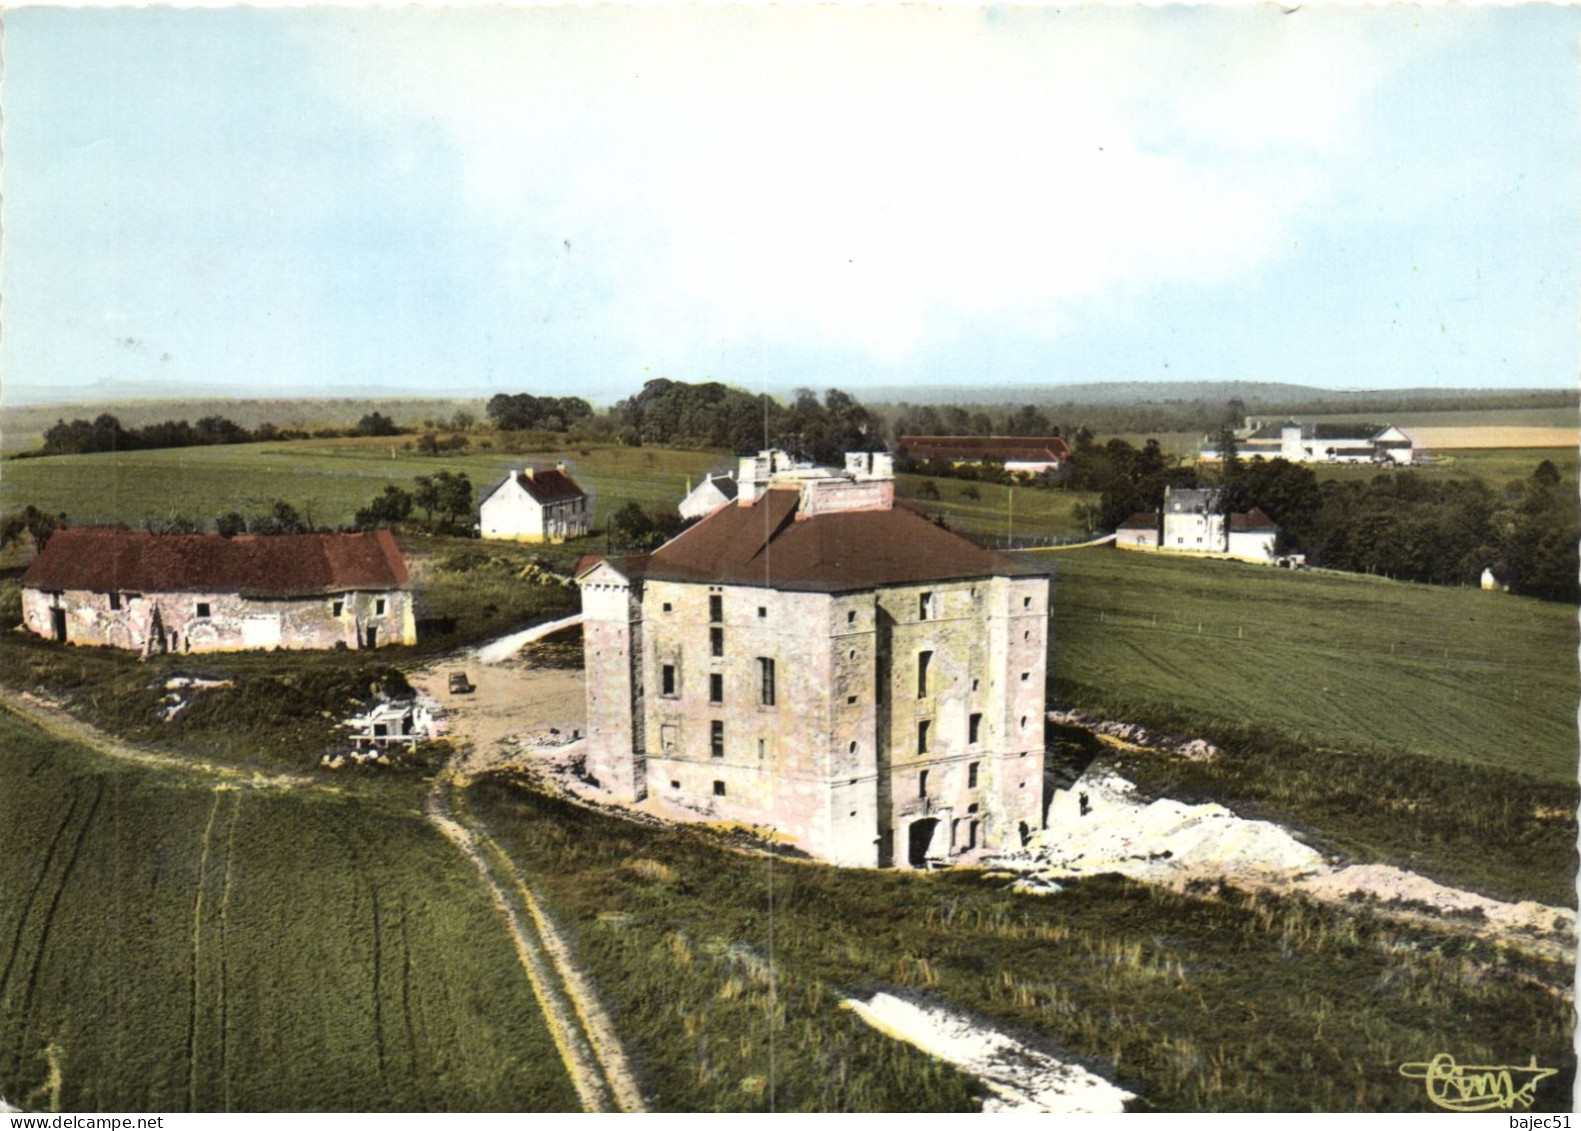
left=908, top=818, right=940, bottom=869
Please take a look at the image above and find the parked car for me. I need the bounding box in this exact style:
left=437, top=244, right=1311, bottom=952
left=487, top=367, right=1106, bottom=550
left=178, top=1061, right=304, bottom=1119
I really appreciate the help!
left=449, top=671, right=474, bottom=694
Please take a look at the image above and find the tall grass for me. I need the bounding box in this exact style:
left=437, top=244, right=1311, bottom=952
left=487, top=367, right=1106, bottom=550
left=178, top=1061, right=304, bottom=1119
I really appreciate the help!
left=466, top=775, right=1575, bottom=1113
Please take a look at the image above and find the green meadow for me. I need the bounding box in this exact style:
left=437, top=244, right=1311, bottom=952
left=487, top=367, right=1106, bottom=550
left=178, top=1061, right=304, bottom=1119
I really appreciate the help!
left=464, top=776, right=1574, bottom=1112
left=1046, top=547, right=1577, bottom=782
left=0, top=438, right=722, bottom=530
left=0, top=713, right=577, bottom=1112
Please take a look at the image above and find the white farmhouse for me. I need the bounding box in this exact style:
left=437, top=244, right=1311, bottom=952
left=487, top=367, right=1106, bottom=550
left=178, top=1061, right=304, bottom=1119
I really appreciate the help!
left=1163, top=487, right=1226, bottom=551
left=478, top=463, right=591, bottom=543
left=678, top=472, right=739, bottom=521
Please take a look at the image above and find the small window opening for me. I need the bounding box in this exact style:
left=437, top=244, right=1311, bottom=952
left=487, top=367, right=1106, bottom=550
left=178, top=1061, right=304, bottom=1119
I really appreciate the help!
left=919, top=592, right=933, bottom=620
left=757, top=606, right=767, bottom=618
left=662, top=664, right=677, bottom=696
left=917, top=719, right=931, bottom=755
left=758, top=657, right=776, bottom=706
left=709, top=673, right=724, bottom=704
left=968, top=761, right=980, bottom=788
left=919, top=770, right=929, bottom=798
left=917, top=650, right=933, bottom=698
left=108, top=592, right=121, bottom=611
left=663, top=602, right=673, bottom=612
left=709, top=594, right=723, bottom=623
left=710, top=721, right=725, bottom=759
left=333, top=599, right=345, bottom=617
left=847, top=610, right=857, bottom=624
left=711, top=627, right=724, bottom=657
left=969, top=713, right=982, bottom=745
left=713, top=780, right=726, bottom=797
left=375, top=597, right=387, bottom=615
left=196, top=602, right=211, bottom=618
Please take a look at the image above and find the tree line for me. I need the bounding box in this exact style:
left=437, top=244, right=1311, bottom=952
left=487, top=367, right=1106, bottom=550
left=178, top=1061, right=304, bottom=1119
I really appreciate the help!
left=33, top=411, right=413, bottom=456
left=1076, top=436, right=1577, bottom=603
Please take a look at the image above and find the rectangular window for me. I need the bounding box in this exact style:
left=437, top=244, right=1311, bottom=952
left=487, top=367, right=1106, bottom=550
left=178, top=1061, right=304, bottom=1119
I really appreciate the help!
left=108, top=592, right=121, bottom=611
left=670, top=780, right=681, bottom=791
left=919, top=770, right=929, bottom=798
left=758, top=658, right=776, bottom=706
left=1023, top=596, right=1032, bottom=609
left=713, top=780, right=726, bottom=797
left=375, top=597, right=387, bottom=615
left=969, top=713, right=982, bottom=745
left=709, top=673, right=724, bottom=704
left=710, top=627, right=724, bottom=657
left=663, top=602, right=673, bottom=612
left=709, top=594, right=723, bottom=623
left=846, top=610, right=856, bottom=625
left=757, top=738, right=765, bottom=760
left=919, top=592, right=933, bottom=621
left=917, top=719, right=931, bottom=755
left=757, top=606, right=767, bottom=619
left=196, top=602, right=211, bottom=618
left=710, top=721, right=725, bottom=759
left=333, top=599, right=345, bottom=617
left=917, top=650, right=933, bottom=698
left=662, top=664, right=677, bottom=696
left=968, top=761, right=980, bottom=788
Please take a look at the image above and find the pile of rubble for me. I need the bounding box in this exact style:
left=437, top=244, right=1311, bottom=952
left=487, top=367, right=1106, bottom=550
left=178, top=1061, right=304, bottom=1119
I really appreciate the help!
left=1047, top=709, right=1218, bottom=762
left=988, top=771, right=1576, bottom=961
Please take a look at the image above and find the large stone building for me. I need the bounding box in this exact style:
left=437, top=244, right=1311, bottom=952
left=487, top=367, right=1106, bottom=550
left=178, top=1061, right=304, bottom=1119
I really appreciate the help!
left=576, top=452, right=1050, bottom=869
left=478, top=463, right=591, bottom=543
left=20, top=527, right=415, bottom=653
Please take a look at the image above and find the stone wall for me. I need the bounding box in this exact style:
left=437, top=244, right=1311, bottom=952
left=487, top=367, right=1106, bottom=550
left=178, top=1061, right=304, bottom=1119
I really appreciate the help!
left=21, top=586, right=414, bottom=652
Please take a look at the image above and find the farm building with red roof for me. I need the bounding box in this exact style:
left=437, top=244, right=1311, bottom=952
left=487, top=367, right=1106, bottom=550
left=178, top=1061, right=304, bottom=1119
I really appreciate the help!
left=898, top=435, right=1071, bottom=474
left=21, top=527, right=415, bottom=654
left=478, top=462, right=591, bottom=543
left=575, top=451, right=1049, bottom=870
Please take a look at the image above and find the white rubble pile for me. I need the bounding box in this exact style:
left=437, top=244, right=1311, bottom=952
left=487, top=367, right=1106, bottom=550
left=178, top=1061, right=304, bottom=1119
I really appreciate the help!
left=991, top=772, right=1576, bottom=959
left=1297, top=864, right=1577, bottom=942
left=1047, top=709, right=1218, bottom=762
left=842, top=992, right=1134, bottom=1113
left=994, top=773, right=1326, bottom=891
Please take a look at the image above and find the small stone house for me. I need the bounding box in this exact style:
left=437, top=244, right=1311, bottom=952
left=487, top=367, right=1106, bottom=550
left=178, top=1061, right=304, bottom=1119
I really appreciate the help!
left=678, top=472, right=739, bottom=521
left=20, top=527, right=415, bottom=653
left=1115, top=513, right=1160, bottom=549
left=478, top=463, right=591, bottom=543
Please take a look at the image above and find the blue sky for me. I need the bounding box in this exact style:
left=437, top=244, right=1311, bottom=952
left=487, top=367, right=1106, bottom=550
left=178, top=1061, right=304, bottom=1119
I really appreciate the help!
left=3, top=5, right=1578, bottom=405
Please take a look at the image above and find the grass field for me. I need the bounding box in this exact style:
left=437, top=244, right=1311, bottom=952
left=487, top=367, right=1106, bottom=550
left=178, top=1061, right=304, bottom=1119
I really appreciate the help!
left=0, top=398, right=490, bottom=453
left=0, top=712, right=579, bottom=1112
left=1046, top=548, right=1577, bottom=783
left=1309, top=447, right=1577, bottom=489
left=467, top=776, right=1574, bottom=1113
left=895, top=474, right=1097, bottom=541
left=0, top=438, right=723, bottom=530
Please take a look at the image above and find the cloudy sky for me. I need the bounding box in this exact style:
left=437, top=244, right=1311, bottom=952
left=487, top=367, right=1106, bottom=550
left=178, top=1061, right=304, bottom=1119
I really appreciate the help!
left=3, top=5, right=1578, bottom=405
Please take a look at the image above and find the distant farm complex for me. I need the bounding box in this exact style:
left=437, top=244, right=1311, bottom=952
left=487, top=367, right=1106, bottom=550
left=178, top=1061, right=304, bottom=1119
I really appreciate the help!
left=20, top=527, right=416, bottom=653
left=577, top=451, right=1050, bottom=868
left=1199, top=420, right=1420, bottom=465
left=1117, top=487, right=1281, bottom=563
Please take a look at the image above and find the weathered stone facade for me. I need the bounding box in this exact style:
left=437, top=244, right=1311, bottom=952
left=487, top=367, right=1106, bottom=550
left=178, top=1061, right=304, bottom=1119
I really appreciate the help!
left=578, top=458, right=1049, bottom=869
left=21, top=586, right=415, bottom=653
left=19, top=528, right=416, bottom=653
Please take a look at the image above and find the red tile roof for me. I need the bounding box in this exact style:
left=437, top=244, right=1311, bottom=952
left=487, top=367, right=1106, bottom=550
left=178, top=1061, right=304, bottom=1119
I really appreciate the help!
left=517, top=468, right=585, bottom=504
left=1117, top=513, right=1158, bottom=530
left=22, top=528, right=410, bottom=596
left=611, top=488, right=1045, bottom=592
left=900, top=435, right=1072, bottom=463
left=1229, top=508, right=1278, bottom=532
